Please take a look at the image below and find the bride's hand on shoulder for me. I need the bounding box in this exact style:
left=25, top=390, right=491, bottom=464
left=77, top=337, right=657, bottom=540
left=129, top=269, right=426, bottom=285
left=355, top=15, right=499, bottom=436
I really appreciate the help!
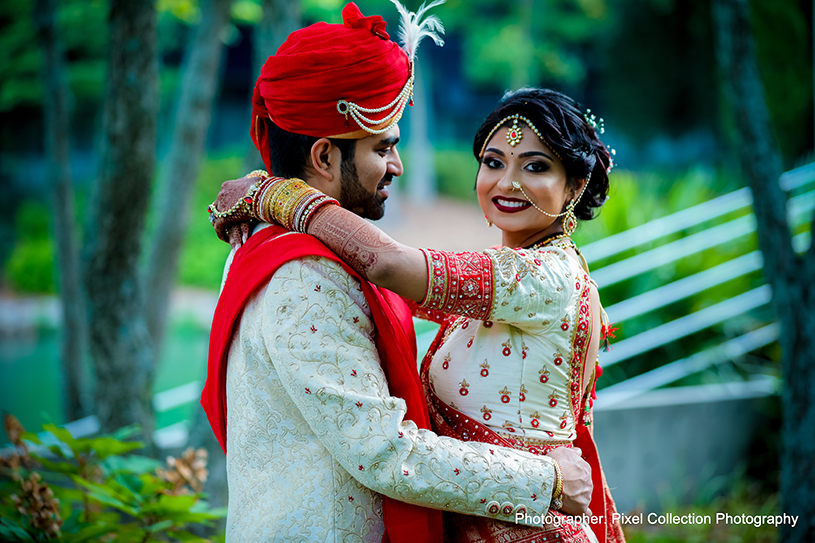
left=210, top=175, right=260, bottom=248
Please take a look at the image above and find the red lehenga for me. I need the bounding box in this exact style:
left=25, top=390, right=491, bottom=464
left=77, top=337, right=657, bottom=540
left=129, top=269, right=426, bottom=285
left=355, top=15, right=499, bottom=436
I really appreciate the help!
left=412, top=244, right=627, bottom=543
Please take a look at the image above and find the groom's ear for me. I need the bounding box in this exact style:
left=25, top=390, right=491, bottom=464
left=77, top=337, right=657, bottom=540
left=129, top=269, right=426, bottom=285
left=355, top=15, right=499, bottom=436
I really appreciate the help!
left=309, top=138, right=342, bottom=185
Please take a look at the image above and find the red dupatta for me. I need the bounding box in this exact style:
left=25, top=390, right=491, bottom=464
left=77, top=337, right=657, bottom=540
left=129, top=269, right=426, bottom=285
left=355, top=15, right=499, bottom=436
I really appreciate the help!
left=201, top=224, right=442, bottom=543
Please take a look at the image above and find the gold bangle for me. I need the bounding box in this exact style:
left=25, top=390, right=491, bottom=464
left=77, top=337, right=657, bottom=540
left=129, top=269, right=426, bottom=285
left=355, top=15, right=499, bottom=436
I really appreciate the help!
left=551, top=458, right=563, bottom=501
left=260, top=181, right=289, bottom=223
left=264, top=180, right=304, bottom=227
left=261, top=178, right=317, bottom=230
left=253, top=176, right=338, bottom=232
left=275, top=180, right=313, bottom=230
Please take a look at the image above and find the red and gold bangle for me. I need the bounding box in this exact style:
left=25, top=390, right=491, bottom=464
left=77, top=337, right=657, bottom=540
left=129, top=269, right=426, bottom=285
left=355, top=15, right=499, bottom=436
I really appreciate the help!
left=260, top=178, right=306, bottom=228
left=251, top=177, right=278, bottom=220
left=257, top=177, right=338, bottom=232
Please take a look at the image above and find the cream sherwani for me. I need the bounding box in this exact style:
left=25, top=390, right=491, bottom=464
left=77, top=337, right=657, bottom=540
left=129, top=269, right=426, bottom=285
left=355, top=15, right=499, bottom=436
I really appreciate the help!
left=223, top=249, right=560, bottom=541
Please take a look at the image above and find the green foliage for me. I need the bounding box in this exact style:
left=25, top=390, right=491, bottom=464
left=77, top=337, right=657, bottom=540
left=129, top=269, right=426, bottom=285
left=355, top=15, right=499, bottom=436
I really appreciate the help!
left=0, top=0, right=110, bottom=111
left=623, top=483, right=778, bottom=543
left=451, top=0, right=610, bottom=89
left=0, top=421, right=224, bottom=542
left=5, top=239, right=56, bottom=294
left=157, top=0, right=201, bottom=24
left=176, top=154, right=239, bottom=289
left=0, top=0, right=40, bottom=110
left=231, top=1, right=261, bottom=24
left=599, top=0, right=719, bottom=142
left=4, top=201, right=56, bottom=293
left=59, top=0, right=108, bottom=103
left=750, top=0, right=813, bottom=163
left=433, top=146, right=479, bottom=201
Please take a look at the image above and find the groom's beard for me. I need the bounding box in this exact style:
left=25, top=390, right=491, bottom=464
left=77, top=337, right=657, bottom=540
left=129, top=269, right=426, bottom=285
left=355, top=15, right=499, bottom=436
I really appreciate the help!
left=339, top=161, right=392, bottom=221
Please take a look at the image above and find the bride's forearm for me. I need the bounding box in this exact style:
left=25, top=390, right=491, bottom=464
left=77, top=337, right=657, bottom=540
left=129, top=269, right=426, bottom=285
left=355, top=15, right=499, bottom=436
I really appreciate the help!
left=307, top=205, right=428, bottom=301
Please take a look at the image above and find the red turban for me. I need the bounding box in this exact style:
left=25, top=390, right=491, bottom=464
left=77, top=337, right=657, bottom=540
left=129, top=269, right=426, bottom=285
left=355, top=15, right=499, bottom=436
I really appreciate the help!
left=251, top=2, right=411, bottom=172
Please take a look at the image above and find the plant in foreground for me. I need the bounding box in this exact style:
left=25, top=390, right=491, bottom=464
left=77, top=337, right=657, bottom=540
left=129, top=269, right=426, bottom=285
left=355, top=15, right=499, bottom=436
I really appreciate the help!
left=0, top=414, right=225, bottom=542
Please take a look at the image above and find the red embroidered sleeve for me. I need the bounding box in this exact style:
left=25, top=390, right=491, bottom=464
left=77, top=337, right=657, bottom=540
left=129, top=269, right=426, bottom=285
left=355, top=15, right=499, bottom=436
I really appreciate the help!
left=419, top=248, right=494, bottom=321
left=402, top=296, right=449, bottom=324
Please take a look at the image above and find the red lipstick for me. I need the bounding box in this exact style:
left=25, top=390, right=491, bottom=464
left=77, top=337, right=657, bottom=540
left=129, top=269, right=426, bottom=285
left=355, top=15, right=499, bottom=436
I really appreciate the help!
left=492, top=196, right=532, bottom=214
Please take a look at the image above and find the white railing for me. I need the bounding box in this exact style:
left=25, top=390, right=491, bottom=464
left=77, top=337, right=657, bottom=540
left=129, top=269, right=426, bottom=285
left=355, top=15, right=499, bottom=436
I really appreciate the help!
left=594, top=162, right=814, bottom=403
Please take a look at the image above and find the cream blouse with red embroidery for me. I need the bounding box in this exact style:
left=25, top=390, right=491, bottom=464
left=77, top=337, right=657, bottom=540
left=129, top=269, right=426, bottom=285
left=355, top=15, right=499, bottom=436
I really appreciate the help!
left=421, top=244, right=595, bottom=444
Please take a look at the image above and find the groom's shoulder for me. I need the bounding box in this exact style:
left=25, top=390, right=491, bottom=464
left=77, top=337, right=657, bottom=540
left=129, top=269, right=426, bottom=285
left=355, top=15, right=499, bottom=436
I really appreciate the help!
left=269, top=255, right=364, bottom=300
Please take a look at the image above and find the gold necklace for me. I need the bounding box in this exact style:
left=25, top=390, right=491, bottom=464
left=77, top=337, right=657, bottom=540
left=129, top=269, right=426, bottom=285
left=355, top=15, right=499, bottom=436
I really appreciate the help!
left=528, top=233, right=570, bottom=251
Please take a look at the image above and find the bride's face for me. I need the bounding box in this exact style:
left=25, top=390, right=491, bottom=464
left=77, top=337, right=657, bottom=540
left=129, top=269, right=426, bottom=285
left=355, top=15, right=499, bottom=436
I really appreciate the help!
left=476, top=122, right=575, bottom=248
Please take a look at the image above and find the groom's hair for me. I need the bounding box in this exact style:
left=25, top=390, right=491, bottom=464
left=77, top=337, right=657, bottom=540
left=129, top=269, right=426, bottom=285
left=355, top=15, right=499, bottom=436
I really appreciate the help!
left=264, top=117, right=357, bottom=180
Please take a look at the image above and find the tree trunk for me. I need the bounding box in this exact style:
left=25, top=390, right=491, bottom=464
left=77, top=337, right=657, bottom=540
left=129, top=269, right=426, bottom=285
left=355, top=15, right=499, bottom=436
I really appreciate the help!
left=82, top=0, right=158, bottom=446
left=241, top=0, right=301, bottom=173
left=145, top=0, right=233, bottom=354
left=712, top=1, right=815, bottom=540
left=34, top=0, right=87, bottom=422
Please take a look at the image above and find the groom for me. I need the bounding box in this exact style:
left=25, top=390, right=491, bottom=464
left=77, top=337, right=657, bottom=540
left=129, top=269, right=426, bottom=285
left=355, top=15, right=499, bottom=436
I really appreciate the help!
left=202, top=3, right=593, bottom=541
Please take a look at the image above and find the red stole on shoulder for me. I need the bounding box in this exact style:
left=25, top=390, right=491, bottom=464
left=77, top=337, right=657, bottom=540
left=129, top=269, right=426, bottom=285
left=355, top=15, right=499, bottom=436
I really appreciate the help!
left=200, top=224, right=442, bottom=543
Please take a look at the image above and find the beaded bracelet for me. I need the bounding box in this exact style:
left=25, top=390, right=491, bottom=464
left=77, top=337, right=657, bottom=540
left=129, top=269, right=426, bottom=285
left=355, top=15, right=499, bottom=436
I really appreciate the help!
left=207, top=182, right=260, bottom=222
left=207, top=169, right=269, bottom=222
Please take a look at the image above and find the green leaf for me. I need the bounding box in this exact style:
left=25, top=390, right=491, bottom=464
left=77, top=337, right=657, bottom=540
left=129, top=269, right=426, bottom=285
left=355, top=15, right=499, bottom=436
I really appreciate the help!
left=111, top=425, right=141, bottom=441
left=106, top=477, right=143, bottom=505
left=137, top=472, right=172, bottom=497
left=203, top=506, right=227, bottom=519
left=60, top=508, right=83, bottom=532
left=68, top=475, right=139, bottom=516
left=19, top=432, right=41, bottom=445
left=0, top=517, right=34, bottom=541
left=29, top=453, right=79, bottom=475
left=48, top=444, right=67, bottom=458
left=138, top=493, right=222, bottom=525
left=86, top=491, right=138, bottom=517
left=77, top=436, right=143, bottom=460
left=147, top=519, right=174, bottom=533
left=42, top=424, right=142, bottom=459
left=51, top=486, right=87, bottom=505
left=103, top=454, right=160, bottom=476
left=42, top=423, right=80, bottom=451
left=142, top=493, right=198, bottom=515
left=167, top=529, right=209, bottom=542
left=63, top=524, right=118, bottom=543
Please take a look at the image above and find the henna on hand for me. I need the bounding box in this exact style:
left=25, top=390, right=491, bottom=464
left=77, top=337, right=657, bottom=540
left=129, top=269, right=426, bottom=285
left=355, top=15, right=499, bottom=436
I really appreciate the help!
left=212, top=176, right=258, bottom=243
left=308, top=206, right=400, bottom=280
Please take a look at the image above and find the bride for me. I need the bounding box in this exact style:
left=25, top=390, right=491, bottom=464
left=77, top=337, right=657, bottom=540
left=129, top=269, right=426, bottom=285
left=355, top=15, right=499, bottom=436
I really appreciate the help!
left=213, top=87, right=626, bottom=543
